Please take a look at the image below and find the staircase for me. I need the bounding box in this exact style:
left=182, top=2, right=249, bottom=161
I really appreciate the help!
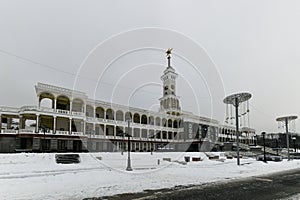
left=55, top=154, right=80, bottom=164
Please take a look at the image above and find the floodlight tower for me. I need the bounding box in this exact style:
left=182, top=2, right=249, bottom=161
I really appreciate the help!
left=223, top=92, right=252, bottom=166
left=276, top=115, right=297, bottom=161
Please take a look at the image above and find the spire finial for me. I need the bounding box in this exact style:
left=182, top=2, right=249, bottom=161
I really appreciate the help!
left=166, top=48, right=173, bottom=67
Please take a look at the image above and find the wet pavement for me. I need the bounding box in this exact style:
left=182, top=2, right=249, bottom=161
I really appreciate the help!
left=85, top=167, right=300, bottom=200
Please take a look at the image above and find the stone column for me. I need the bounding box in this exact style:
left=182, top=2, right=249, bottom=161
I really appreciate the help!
left=114, top=126, right=116, bottom=137
left=93, top=123, right=96, bottom=135
left=70, top=100, right=73, bottom=113
left=83, top=103, right=86, bottom=115
left=69, top=118, right=72, bottom=134
left=38, top=96, right=41, bottom=108
left=0, top=114, right=2, bottom=131
left=104, top=124, right=106, bottom=136
left=54, top=98, right=57, bottom=111
left=35, top=114, right=40, bottom=133
left=53, top=116, right=56, bottom=134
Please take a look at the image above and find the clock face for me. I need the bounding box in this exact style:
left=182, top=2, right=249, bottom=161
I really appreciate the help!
left=171, top=85, right=175, bottom=90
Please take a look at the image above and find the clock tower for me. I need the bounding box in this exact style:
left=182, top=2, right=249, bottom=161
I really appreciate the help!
left=159, top=48, right=181, bottom=115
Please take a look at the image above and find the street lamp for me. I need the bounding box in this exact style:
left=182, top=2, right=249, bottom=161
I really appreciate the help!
left=223, top=92, right=252, bottom=166
left=276, top=115, right=297, bottom=161
left=126, top=119, right=132, bottom=171
left=262, top=132, right=267, bottom=163
left=274, top=134, right=279, bottom=156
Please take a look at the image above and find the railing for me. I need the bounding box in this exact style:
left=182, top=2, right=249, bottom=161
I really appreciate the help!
left=1, top=129, right=18, bottom=134
left=71, top=111, right=85, bottom=117
left=20, top=106, right=38, bottom=112
left=56, top=109, right=70, bottom=115
left=0, top=107, right=19, bottom=113
left=19, top=129, right=35, bottom=134
left=93, top=135, right=105, bottom=139
left=72, top=132, right=84, bottom=136
left=39, top=107, right=54, bottom=112
left=55, top=130, right=69, bottom=135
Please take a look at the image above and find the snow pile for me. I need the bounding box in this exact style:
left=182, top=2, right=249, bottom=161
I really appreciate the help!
left=0, top=152, right=299, bottom=200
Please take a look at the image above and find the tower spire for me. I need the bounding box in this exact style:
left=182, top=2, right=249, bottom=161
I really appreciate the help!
left=166, top=48, right=173, bottom=67
left=160, top=48, right=181, bottom=115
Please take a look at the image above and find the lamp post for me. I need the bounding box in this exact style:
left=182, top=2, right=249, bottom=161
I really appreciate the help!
left=292, top=136, right=296, bottom=153
left=262, top=132, right=267, bottom=163
left=275, top=135, right=279, bottom=156
left=126, top=119, right=132, bottom=171
left=223, top=92, right=252, bottom=166
left=276, top=115, right=297, bottom=161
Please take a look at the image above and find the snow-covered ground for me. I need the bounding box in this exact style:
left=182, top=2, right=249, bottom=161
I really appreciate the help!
left=1, top=152, right=300, bottom=200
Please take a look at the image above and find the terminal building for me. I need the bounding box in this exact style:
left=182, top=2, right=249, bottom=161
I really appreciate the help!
left=0, top=51, right=256, bottom=153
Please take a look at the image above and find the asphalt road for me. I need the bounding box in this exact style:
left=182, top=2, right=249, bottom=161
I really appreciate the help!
left=85, top=167, right=300, bottom=200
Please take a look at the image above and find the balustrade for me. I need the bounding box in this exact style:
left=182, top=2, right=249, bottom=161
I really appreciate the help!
left=19, top=129, right=35, bottom=134
left=1, top=129, right=18, bottom=134
left=55, top=130, right=69, bottom=135
left=56, top=109, right=70, bottom=115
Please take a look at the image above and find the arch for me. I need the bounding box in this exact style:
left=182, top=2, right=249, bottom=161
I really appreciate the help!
left=178, top=119, right=182, bottom=127
left=155, top=117, right=161, bottom=126
left=39, top=92, right=55, bottom=108
left=72, top=98, right=84, bottom=112
left=149, top=116, right=154, bottom=125
left=116, top=110, right=124, bottom=121
left=86, top=105, right=94, bottom=117
left=106, top=125, right=114, bottom=136
left=168, top=131, right=173, bottom=139
left=96, top=107, right=105, bottom=118
left=173, top=120, right=178, bottom=128
left=125, top=112, right=132, bottom=121
left=133, top=113, right=140, bottom=123
left=162, top=131, right=167, bottom=139
left=106, top=108, right=114, bottom=120
left=40, top=98, right=52, bottom=108
left=134, top=128, right=140, bottom=137
left=156, top=130, right=161, bottom=139
left=168, top=119, right=172, bottom=128
left=56, top=95, right=70, bottom=110
left=162, top=118, right=167, bottom=127
left=141, top=114, right=147, bottom=124
left=141, top=129, right=147, bottom=138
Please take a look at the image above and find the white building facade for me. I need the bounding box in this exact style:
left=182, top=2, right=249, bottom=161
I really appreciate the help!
left=0, top=53, right=256, bottom=153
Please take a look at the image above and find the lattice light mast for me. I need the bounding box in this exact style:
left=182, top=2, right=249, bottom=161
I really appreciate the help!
left=276, top=115, right=297, bottom=161
left=223, top=92, right=252, bottom=166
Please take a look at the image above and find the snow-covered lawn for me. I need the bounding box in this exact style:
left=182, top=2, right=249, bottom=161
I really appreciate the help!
left=1, top=152, right=300, bottom=200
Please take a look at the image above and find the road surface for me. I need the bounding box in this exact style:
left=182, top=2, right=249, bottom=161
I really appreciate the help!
left=85, top=167, right=300, bottom=200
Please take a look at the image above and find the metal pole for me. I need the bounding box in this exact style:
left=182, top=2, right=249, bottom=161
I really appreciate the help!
left=276, top=139, right=279, bottom=156
left=235, top=97, right=240, bottom=166
left=285, top=118, right=290, bottom=161
left=126, top=120, right=132, bottom=171
left=263, top=133, right=266, bottom=162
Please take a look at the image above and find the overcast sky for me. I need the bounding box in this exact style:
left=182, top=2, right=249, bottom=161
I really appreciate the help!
left=1, top=0, right=300, bottom=134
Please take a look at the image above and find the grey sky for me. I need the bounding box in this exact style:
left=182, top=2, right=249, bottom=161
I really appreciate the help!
left=1, top=0, right=300, bottom=133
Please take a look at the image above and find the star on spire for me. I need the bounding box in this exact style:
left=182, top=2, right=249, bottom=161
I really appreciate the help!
left=166, top=48, right=173, bottom=57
